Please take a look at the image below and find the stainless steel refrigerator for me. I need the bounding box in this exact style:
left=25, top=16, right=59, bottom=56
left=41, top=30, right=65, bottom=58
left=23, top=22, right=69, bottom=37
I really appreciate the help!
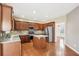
left=45, top=26, right=55, bottom=43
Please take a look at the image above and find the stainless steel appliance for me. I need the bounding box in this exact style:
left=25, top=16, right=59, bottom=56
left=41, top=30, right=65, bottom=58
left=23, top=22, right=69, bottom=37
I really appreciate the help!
left=44, top=26, right=55, bottom=42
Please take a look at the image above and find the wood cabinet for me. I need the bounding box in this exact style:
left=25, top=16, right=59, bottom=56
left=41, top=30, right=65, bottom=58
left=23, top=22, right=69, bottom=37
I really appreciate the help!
left=0, top=4, right=12, bottom=31
left=14, top=21, right=55, bottom=30
left=33, top=23, right=39, bottom=30
left=15, top=21, right=21, bottom=30
left=0, top=44, right=2, bottom=56
left=28, top=23, right=45, bottom=30
left=28, top=23, right=39, bottom=30
left=14, top=21, right=44, bottom=30
left=0, top=4, right=1, bottom=31
left=33, top=37, right=48, bottom=49
left=46, top=22, right=55, bottom=27
left=19, top=35, right=30, bottom=43
left=43, top=24, right=47, bottom=29
left=0, top=41, right=21, bottom=56
left=31, top=23, right=41, bottom=30
left=43, top=22, right=55, bottom=30
left=15, top=21, right=29, bottom=30
left=39, top=24, right=44, bottom=30
left=28, top=23, right=42, bottom=30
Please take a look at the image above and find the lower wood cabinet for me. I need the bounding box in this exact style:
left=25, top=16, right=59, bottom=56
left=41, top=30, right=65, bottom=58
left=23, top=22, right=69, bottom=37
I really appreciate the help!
left=33, top=37, right=48, bottom=49
left=19, top=35, right=30, bottom=43
left=0, top=41, right=21, bottom=56
left=0, top=44, right=2, bottom=56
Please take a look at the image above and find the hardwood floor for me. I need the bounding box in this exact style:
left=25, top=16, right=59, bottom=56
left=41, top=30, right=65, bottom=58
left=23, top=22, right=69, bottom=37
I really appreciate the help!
left=21, top=39, right=79, bottom=56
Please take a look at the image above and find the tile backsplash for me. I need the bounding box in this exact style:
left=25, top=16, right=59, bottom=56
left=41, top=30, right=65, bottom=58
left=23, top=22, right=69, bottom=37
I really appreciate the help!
left=10, top=30, right=28, bottom=35
left=34, top=30, right=44, bottom=35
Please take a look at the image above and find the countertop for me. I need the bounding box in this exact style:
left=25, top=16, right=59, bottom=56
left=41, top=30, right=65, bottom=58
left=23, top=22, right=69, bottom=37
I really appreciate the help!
left=0, top=35, right=21, bottom=44
left=0, top=34, right=48, bottom=43
left=0, top=30, right=48, bottom=43
left=33, top=35, right=48, bottom=39
left=33, top=35, right=48, bottom=37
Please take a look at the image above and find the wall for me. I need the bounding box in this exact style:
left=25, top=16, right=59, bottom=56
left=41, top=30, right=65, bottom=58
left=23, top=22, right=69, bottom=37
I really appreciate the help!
left=54, top=16, right=67, bottom=42
left=54, top=16, right=67, bottom=23
left=65, top=6, right=79, bottom=53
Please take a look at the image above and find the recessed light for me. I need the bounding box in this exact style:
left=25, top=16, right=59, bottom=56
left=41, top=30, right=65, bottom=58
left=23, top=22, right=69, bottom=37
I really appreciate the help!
left=33, top=10, right=36, bottom=14
left=21, top=15, right=25, bottom=18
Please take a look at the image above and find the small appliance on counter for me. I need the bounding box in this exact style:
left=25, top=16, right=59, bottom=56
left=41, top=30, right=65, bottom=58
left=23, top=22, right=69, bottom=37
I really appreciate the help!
left=28, top=27, right=35, bottom=40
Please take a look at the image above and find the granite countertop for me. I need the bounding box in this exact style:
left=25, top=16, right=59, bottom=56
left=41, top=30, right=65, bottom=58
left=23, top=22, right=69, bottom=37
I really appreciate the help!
left=0, top=35, right=20, bottom=43
left=0, top=30, right=47, bottom=43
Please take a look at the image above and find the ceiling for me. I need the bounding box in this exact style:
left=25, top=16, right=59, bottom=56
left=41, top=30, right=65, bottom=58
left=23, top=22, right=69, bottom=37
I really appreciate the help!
left=8, top=3, right=79, bottom=22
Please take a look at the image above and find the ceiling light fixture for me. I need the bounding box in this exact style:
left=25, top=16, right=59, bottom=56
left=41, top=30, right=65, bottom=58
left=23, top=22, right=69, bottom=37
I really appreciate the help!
left=21, top=15, right=25, bottom=18
left=33, top=10, right=36, bottom=14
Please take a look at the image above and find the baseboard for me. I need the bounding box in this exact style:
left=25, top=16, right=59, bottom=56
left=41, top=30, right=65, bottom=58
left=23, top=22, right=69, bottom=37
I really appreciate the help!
left=65, top=43, right=79, bottom=54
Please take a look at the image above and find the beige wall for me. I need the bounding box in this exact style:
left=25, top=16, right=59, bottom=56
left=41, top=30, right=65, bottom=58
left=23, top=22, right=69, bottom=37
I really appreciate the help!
left=54, top=16, right=67, bottom=23
left=66, top=6, right=79, bottom=53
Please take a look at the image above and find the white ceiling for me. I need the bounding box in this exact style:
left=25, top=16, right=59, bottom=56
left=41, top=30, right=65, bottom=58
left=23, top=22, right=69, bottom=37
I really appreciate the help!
left=8, top=3, right=79, bottom=21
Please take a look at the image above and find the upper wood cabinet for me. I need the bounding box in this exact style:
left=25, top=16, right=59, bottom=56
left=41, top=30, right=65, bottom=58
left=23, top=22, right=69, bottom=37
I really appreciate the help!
left=14, top=20, right=55, bottom=30
left=14, top=20, right=45, bottom=30
left=46, top=22, right=55, bottom=28
left=14, top=21, right=22, bottom=30
left=14, top=21, right=29, bottom=30
left=37, top=24, right=43, bottom=30
left=43, top=24, right=47, bottom=28
left=0, top=4, right=12, bottom=31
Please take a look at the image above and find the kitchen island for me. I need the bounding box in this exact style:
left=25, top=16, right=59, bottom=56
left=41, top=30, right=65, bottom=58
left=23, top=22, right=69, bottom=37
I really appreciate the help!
left=33, top=35, right=48, bottom=49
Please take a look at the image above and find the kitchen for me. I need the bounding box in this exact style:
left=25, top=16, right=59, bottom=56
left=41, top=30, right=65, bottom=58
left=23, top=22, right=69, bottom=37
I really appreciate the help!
left=0, top=3, right=78, bottom=56
left=0, top=3, right=55, bottom=56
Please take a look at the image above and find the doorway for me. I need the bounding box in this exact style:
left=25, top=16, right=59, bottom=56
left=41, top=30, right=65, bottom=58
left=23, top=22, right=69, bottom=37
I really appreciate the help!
left=55, top=22, right=65, bottom=42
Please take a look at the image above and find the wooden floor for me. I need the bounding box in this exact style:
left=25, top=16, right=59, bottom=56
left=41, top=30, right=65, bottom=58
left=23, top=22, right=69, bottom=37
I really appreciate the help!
left=21, top=39, right=79, bottom=56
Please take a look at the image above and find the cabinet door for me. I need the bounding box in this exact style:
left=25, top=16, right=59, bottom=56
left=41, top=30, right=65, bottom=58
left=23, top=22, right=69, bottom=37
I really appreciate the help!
left=0, top=43, right=2, bottom=56
left=38, top=24, right=43, bottom=30
left=25, top=22, right=29, bottom=30
left=19, top=35, right=30, bottom=43
left=15, top=21, right=19, bottom=30
left=35, top=23, right=39, bottom=30
left=0, top=4, right=1, bottom=31
left=2, top=41, right=21, bottom=56
left=20, top=22, right=23, bottom=30
left=2, top=5, right=12, bottom=31
left=22, top=22, right=28, bottom=30
left=43, top=24, right=47, bottom=29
